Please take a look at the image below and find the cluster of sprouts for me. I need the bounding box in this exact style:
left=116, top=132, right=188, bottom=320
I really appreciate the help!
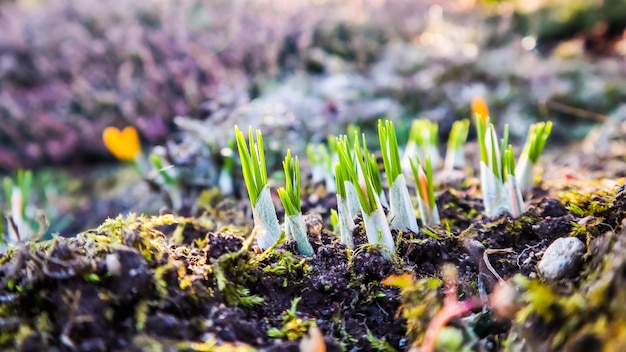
left=235, top=98, right=552, bottom=258
left=473, top=97, right=552, bottom=217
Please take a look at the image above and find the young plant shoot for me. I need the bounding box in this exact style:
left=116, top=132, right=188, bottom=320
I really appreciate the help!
left=2, top=170, right=47, bottom=247
left=378, top=120, right=419, bottom=233
left=444, top=119, right=470, bottom=171
left=335, top=162, right=355, bottom=248
left=338, top=134, right=395, bottom=258
left=516, top=121, right=553, bottom=191
left=475, top=113, right=511, bottom=217
left=148, top=152, right=182, bottom=211
left=401, top=119, right=441, bottom=172
left=503, top=146, right=525, bottom=218
left=306, top=142, right=335, bottom=193
left=235, top=126, right=281, bottom=250
left=337, top=135, right=362, bottom=220
left=278, top=151, right=314, bottom=256
left=366, top=152, right=388, bottom=208
left=410, top=156, right=440, bottom=226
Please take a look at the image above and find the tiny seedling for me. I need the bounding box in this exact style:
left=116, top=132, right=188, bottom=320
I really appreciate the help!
left=402, top=119, right=441, bottom=172
left=278, top=150, right=314, bottom=256
left=235, top=126, right=281, bottom=250
left=410, top=156, right=440, bottom=226
left=503, top=146, right=525, bottom=218
left=306, top=141, right=336, bottom=193
left=366, top=152, right=387, bottom=207
left=475, top=111, right=511, bottom=217
left=516, top=121, right=553, bottom=191
left=336, top=135, right=361, bottom=219
left=148, top=152, right=182, bottom=211
left=378, top=119, right=419, bottom=233
left=1, top=170, right=48, bottom=248
left=335, top=161, right=356, bottom=248
left=444, top=119, right=470, bottom=171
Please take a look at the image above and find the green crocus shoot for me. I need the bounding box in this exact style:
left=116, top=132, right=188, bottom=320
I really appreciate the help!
left=336, top=135, right=361, bottom=219
left=401, top=119, right=441, bottom=172
left=444, top=119, right=470, bottom=171
left=148, top=152, right=182, bottom=211
left=378, top=119, right=419, bottom=233
left=235, top=125, right=281, bottom=250
left=366, top=152, right=388, bottom=208
left=149, top=153, right=176, bottom=186
left=504, top=146, right=525, bottom=218
left=330, top=208, right=339, bottom=235
left=278, top=151, right=314, bottom=256
left=410, top=156, right=440, bottom=226
left=475, top=115, right=510, bottom=217
left=335, top=162, right=355, bottom=248
left=516, top=121, right=553, bottom=191
left=2, top=170, right=47, bottom=247
left=306, top=142, right=334, bottom=192
left=337, top=135, right=395, bottom=257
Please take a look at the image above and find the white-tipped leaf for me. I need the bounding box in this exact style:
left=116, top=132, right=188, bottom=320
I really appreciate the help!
left=388, top=174, right=419, bottom=233
left=336, top=194, right=355, bottom=248
left=379, top=190, right=389, bottom=209
left=444, top=147, right=464, bottom=171
left=252, top=185, right=282, bottom=250
left=344, top=181, right=361, bottom=219
left=401, top=142, right=419, bottom=174
left=416, top=194, right=441, bottom=227
left=515, top=154, right=534, bottom=192
left=426, top=145, right=442, bottom=170
left=480, top=162, right=510, bottom=217
left=362, top=207, right=395, bottom=260
left=506, top=175, right=525, bottom=218
left=285, top=213, right=314, bottom=256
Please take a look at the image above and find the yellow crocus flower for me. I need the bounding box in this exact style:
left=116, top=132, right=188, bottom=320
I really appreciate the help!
left=102, top=126, right=141, bottom=161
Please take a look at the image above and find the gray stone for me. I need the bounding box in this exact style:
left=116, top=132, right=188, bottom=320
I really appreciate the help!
left=538, top=237, right=586, bottom=281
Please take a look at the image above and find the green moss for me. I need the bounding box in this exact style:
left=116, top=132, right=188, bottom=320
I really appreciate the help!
left=267, top=297, right=316, bottom=340
left=262, top=251, right=311, bottom=288
left=560, top=188, right=614, bottom=217
left=383, top=273, right=442, bottom=346
left=508, top=232, right=626, bottom=349
left=364, top=328, right=398, bottom=352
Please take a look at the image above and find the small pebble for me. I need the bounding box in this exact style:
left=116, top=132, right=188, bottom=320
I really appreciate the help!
left=105, top=253, right=121, bottom=277
left=537, top=237, right=585, bottom=281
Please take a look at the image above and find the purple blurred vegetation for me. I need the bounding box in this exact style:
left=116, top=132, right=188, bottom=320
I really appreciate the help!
left=3, top=0, right=625, bottom=172
left=0, top=0, right=330, bottom=170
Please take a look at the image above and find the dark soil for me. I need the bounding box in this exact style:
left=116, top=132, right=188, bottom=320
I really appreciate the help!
left=2, top=182, right=621, bottom=351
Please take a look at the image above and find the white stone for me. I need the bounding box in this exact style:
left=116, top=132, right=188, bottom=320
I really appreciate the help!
left=538, top=237, right=585, bottom=281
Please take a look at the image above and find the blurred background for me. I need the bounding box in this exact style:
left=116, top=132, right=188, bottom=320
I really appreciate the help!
left=1, top=0, right=625, bottom=236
